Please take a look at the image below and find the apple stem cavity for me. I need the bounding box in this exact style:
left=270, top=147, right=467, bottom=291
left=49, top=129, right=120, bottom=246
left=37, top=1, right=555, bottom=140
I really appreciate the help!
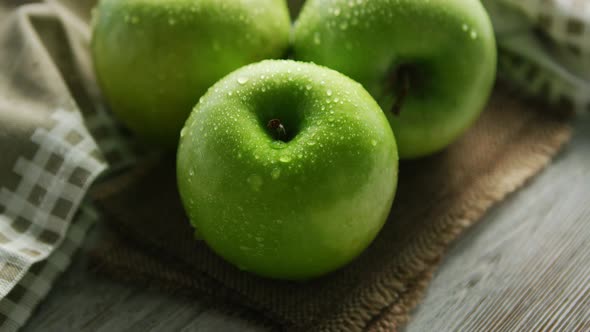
left=391, top=66, right=412, bottom=116
left=267, top=118, right=287, bottom=141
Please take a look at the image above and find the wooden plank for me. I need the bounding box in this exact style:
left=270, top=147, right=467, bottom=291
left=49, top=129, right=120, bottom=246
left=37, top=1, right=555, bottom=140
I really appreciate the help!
left=22, top=253, right=217, bottom=332
left=406, top=116, right=590, bottom=332
left=22, top=116, right=590, bottom=332
left=180, top=310, right=262, bottom=332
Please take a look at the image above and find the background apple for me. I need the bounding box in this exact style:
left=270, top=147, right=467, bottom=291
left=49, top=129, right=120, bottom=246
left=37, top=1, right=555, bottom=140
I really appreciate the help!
left=92, top=0, right=291, bottom=147
left=177, top=60, right=398, bottom=280
left=293, top=0, right=497, bottom=158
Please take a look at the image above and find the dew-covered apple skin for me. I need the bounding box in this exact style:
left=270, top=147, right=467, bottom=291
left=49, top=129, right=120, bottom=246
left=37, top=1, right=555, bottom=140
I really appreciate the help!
left=91, top=0, right=291, bottom=147
left=293, top=0, right=497, bottom=158
left=177, top=60, right=398, bottom=280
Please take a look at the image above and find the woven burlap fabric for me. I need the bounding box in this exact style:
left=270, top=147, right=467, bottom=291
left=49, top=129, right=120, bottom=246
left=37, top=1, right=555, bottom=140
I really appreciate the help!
left=90, top=85, right=571, bottom=332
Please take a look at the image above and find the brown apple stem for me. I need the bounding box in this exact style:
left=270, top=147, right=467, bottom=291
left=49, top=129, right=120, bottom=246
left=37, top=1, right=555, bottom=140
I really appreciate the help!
left=391, top=67, right=411, bottom=116
left=267, top=119, right=287, bottom=141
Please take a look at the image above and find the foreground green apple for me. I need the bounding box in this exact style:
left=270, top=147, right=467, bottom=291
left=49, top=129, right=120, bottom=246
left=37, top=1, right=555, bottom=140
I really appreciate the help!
left=177, top=60, right=398, bottom=280
left=92, top=0, right=290, bottom=147
left=293, top=0, right=496, bottom=158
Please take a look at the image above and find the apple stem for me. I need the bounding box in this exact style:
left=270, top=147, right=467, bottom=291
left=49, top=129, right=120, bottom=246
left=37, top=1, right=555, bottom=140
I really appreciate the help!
left=391, top=68, right=411, bottom=116
left=267, top=119, right=287, bottom=141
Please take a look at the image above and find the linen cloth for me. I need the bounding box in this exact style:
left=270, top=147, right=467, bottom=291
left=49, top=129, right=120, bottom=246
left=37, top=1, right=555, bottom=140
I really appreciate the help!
left=0, top=1, right=138, bottom=331
left=0, top=0, right=586, bottom=331
left=484, top=0, right=590, bottom=113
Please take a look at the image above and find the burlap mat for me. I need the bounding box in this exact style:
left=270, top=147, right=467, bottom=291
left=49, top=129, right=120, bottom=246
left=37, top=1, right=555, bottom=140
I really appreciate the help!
left=90, top=85, right=571, bottom=332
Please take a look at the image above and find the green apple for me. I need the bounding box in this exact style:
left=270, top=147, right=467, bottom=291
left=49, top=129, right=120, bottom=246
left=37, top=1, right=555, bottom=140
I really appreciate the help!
left=177, top=60, right=398, bottom=280
left=293, top=0, right=497, bottom=158
left=91, top=0, right=291, bottom=147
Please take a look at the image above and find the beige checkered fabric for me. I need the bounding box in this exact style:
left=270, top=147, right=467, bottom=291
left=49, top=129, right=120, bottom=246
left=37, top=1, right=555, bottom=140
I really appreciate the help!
left=0, top=0, right=587, bottom=331
left=0, top=3, right=104, bottom=296
left=0, top=1, right=138, bottom=331
left=484, top=0, right=590, bottom=113
left=0, top=204, right=97, bottom=332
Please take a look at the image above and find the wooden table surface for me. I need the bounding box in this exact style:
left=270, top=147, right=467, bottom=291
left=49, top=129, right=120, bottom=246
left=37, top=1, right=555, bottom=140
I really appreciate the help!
left=22, top=115, right=590, bottom=331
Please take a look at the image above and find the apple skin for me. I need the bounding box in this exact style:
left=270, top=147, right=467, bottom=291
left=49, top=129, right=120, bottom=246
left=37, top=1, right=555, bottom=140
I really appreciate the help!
left=177, top=60, right=398, bottom=280
left=293, top=0, right=497, bottom=158
left=91, top=0, right=291, bottom=147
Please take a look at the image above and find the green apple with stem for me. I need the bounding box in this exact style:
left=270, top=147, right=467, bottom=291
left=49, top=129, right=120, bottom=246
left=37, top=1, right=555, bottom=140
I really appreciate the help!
left=293, top=0, right=497, bottom=158
left=91, top=0, right=291, bottom=147
left=177, top=60, right=398, bottom=280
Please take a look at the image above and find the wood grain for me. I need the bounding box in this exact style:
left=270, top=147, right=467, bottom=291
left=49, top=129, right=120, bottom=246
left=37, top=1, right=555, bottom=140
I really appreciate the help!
left=22, top=116, right=590, bottom=332
left=405, top=115, right=590, bottom=332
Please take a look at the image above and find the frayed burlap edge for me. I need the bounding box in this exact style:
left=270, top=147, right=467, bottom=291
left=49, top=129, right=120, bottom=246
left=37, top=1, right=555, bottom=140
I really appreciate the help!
left=89, top=85, right=572, bottom=332
left=317, top=107, right=572, bottom=332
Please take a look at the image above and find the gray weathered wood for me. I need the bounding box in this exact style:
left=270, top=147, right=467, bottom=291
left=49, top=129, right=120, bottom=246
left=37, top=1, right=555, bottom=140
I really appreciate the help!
left=22, top=116, right=590, bottom=332
left=406, top=115, right=590, bottom=332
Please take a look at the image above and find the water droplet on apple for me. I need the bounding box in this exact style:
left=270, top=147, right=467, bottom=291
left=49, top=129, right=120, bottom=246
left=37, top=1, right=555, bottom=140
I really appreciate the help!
left=237, top=77, right=249, bottom=84
left=313, top=32, right=321, bottom=45
left=270, top=141, right=287, bottom=150
left=180, top=127, right=187, bottom=138
left=462, top=24, right=468, bottom=31
left=371, top=139, right=378, bottom=146
left=340, top=22, right=348, bottom=30
left=334, top=8, right=341, bottom=16
left=307, top=140, right=316, bottom=146
left=271, top=168, right=281, bottom=179
left=306, top=84, right=312, bottom=90
left=279, top=155, right=292, bottom=163
left=327, top=89, right=333, bottom=96
left=168, top=18, right=176, bottom=25
left=470, top=30, right=478, bottom=39
left=247, top=174, right=263, bottom=191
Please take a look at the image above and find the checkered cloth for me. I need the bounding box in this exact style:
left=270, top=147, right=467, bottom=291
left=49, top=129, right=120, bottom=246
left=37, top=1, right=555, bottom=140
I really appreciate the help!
left=0, top=0, right=587, bottom=331
left=484, top=0, right=590, bottom=113
left=0, top=204, right=97, bottom=331
left=0, top=1, right=138, bottom=331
